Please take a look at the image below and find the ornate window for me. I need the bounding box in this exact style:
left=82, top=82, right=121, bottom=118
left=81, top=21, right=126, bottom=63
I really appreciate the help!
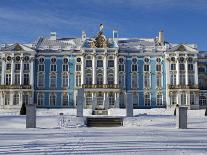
left=50, top=57, right=56, bottom=72
left=119, top=73, right=125, bottom=88
left=13, top=92, right=19, bottom=105
left=144, top=73, right=150, bottom=88
left=109, top=92, right=115, bottom=106
left=38, top=72, right=45, bottom=87
left=38, top=57, right=45, bottom=72
left=86, top=92, right=92, bottom=106
left=157, top=74, right=162, bottom=87
left=144, top=64, right=149, bottom=71
left=170, top=93, right=177, bottom=105
left=179, top=63, right=185, bottom=70
left=62, top=93, right=68, bottom=106
left=132, top=58, right=137, bottom=72
left=23, top=73, right=29, bottom=85
left=15, top=64, right=20, bottom=71
left=6, top=63, right=11, bottom=70
left=85, top=74, right=92, bottom=85
left=97, top=74, right=103, bottom=85
left=144, top=93, right=151, bottom=106
left=97, top=60, right=103, bottom=68
left=76, top=64, right=81, bottom=71
left=97, top=92, right=104, bottom=106
left=23, top=94, right=29, bottom=105
left=50, top=93, right=56, bottom=106
left=15, top=73, right=20, bottom=85
left=62, top=63, right=68, bottom=72
left=157, top=94, right=163, bottom=106
left=37, top=93, right=44, bottom=106
left=188, top=74, right=194, bottom=85
left=5, top=74, right=11, bottom=85
left=108, top=74, right=114, bottom=85
left=156, top=64, right=161, bottom=72
left=180, top=73, right=185, bottom=85
left=62, top=73, right=69, bottom=87
left=24, top=63, right=29, bottom=71
left=199, top=96, right=207, bottom=106
left=86, top=60, right=92, bottom=67
left=131, top=73, right=138, bottom=89
left=170, top=74, right=176, bottom=85
left=76, top=73, right=81, bottom=87
left=181, top=93, right=186, bottom=105
left=50, top=73, right=56, bottom=88
left=188, top=64, right=194, bottom=71
left=108, top=60, right=114, bottom=68
left=170, top=64, right=176, bottom=70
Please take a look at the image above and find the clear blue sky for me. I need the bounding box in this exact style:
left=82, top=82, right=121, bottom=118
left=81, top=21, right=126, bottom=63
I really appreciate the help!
left=0, top=0, right=207, bottom=50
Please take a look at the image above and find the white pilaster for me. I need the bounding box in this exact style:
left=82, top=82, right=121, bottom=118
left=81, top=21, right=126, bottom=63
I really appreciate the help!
left=11, top=55, right=15, bottom=85
left=30, top=57, right=34, bottom=86
left=165, top=58, right=170, bottom=106
left=176, top=92, right=181, bottom=105
left=115, top=92, right=120, bottom=108
left=114, top=53, right=118, bottom=85
left=176, top=56, right=180, bottom=85
left=186, top=92, right=190, bottom=105
left=92, top=53, right=96, bottom=84
left=1, top=57, right=5, bottom=85
left=10, top=92, right=14, bottom=106
left=194, top=59, right=198, bottom=85
left=20, top=55, right=24, bottom=85
left=81, top=55, right=85, bottom=85
left=103, top=53, right=107, bottom=84
left=185, top=59, right=188, bottom=85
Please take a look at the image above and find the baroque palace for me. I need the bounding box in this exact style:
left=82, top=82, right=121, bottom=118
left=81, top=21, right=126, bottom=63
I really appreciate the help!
left=0, top=25, right=207, bottom=112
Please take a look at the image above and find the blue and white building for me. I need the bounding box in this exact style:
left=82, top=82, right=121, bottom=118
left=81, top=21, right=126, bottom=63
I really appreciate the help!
left=0, top=26, right=207, bottom=112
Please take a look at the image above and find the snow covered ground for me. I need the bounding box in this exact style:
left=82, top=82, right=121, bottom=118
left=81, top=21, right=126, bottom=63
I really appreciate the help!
left=0, top=109, right=207, bottom=155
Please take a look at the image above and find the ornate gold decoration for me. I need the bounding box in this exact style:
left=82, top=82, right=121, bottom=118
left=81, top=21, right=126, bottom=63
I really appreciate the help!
left=90, top=41, right=96, bottom=48
left=177, top=45, right=186, bottom=51
left=14, top=44, right=23, bottom=51
left=95, top=32, right=107, bottom=48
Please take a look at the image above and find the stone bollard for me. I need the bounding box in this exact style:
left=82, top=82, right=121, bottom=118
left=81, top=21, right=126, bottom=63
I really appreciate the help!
left=26, top=104, right=36, bottom=128
left=126, top=93, right=133, bottom=117
left=77, top=88, right=84, bottom=117
left=176, top=106, right=188, bottom=129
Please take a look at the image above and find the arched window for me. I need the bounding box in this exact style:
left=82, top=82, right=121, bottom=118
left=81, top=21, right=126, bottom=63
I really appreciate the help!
left=38, top=72, right=45, bottom=87
left=108, top=74, right=114, bottom=85
left=86, top=92, right=92, bottom=106
left=97, top=74, right=103, bottom=85
left=62, top=73, right=69, bottom=87
left=62, top=93, right=68, bottom=106
left=50, top=57, right=56, bottom=72
left=132, top=93, right=138, bottom=108
left=144, top=73, right=150, bottom=88
left=157, top=94, right=163, bottom=106
left=76, top=73, right=81, bottom=87
left=144, top=93, right=151, bottom=106
left=50, top=93, right=56, bottom=106
left=50, top=73, right=56, bottom=88
left=37, top=93, right=44, bottom=106
left=132, top=58, right=137, bottom=72
left=156, top=74, right=162, bottom=88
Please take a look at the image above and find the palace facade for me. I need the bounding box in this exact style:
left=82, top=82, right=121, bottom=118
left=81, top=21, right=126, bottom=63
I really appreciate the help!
left=0, top=27, right=207, bottom=112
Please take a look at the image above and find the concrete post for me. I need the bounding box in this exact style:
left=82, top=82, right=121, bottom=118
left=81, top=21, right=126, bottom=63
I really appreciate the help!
left=26, top=104, right=36, bottom=128
left=125, top=93, right=133, bottom=117
left=176, top=106, right=188, bottom=129
left=77, top=88, right=84, bottom=117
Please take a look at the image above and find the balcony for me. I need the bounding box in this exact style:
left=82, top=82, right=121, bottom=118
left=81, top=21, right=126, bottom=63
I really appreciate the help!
left=168, top=84, right=199, bottom=89
left=0, top=85, right=32, bottom=89
left=82, top=84, right=120, bottom=89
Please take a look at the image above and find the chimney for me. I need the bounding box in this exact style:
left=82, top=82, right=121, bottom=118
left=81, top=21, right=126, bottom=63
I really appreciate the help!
left=158, top=30, right=164, bottom=44
left=50, top=32, right=56, bottom=40
left=113, top=30, right=118, bottom=41
left=82, top=31, right=86, bottom=41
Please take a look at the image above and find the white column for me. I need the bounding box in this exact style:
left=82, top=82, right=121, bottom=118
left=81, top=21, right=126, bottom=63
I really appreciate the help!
left=11, top=55, right=15, bottom=85
left=115, top=92, right=120, bottom=108
left=92, top=53, right=96, bottom=84
left=81, top=55, right=85, bottom=85
left=176, top=56, right=180, bottom=85
left=185, top=59, right=188, bottom=85
left=176, top=92, right=181, bottom=105
left=114, top=54, right=118, bottom=85
left=194, top=60, right=198, bottom=85
left=186, top=92, right=190, bottom=105
left=1, top=58, right=5, bottom=85
left=165, top=58, right=170, bottom=106
left=20, top=56, right=23, bottom=85
left=30, top=58, right=34, bottom=86
left=103, top=54, right=107, bottom=84
left=19, top=91, right=22, bottom=106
